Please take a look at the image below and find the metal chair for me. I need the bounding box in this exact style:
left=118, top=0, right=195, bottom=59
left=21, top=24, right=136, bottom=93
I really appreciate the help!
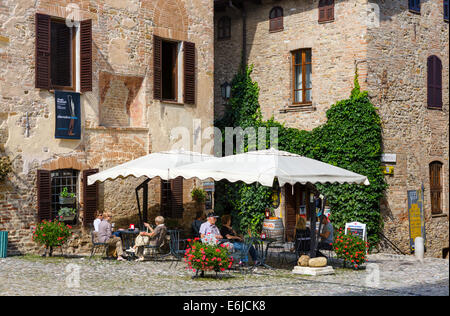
left=264, top=229, right=286, bottom=264
left=167, top=229, right=187, bottom=268
left=229, top=237, right=256, bottom=274
left=89, top=230, right=108, bottom=259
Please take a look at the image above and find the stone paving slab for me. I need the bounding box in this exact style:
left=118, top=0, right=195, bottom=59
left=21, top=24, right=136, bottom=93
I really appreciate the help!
left=0, top=253, right=448, bottom=296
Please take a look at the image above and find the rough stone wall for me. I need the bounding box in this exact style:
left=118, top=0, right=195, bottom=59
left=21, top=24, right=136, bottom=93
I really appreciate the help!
left=366, top=0, right=449, bottom=258
left=214, top=0, right=370, bottom=131
left=0, top=0, right=214, bottom=255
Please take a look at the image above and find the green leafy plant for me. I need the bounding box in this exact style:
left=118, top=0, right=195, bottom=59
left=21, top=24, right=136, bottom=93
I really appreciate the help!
left=191, top=187, right=207, bottom=203
left=0, top=156, right=12, bottom=181
left=60, top=187, right=75, bottom=198
left=333, top=228, right=369, bottom=269
left=58, top=207, right=76, bottom=218
left=32, top=220, right=73, bottom=256
left=184, top=237, right=233, bottom=273
left=215, top=65, right=387, bottom=248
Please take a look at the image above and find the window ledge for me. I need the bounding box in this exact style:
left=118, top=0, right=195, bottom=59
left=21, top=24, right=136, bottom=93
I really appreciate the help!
left=280, top=104, right=316, bottom=113
left=86, top=126, right=149, bottom=132
left=160, top=100, right=185, bottom=106
left=269, top=28, right=284, bottom=33
left=427, top=106, right=443, bottom=111
left=318, top=19, right=335, bottom=24
left=431, top=213, right=448, bottom=219
left=409, top=9, right=421, bottom=15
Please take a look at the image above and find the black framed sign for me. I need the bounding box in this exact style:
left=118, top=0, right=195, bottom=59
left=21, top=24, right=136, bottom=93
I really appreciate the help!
left=55, top=91, right=81, bottom=139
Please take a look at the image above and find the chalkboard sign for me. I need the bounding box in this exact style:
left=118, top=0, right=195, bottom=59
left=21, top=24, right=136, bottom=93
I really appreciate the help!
left=345, top=222, right=367, bottom=241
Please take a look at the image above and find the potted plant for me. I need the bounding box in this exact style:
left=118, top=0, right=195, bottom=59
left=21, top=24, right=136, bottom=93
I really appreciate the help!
left=59, top=187, right=76, bottom=204
left=333, top=228, right=369, bottom=269
left=191, top=187, right=206, bottom=204
left=32, top=220, right=73, bottom=257
left=58, top=207, right=77, bottom=222
left=184, top=236, right=233, bottom=277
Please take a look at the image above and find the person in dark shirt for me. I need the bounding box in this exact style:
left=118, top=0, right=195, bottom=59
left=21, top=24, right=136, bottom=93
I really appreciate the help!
left=191, top=211, right=205, bottom=238
left=220, top=214, right=259, bottom=264
left=293, top=216, right=311, bottom=255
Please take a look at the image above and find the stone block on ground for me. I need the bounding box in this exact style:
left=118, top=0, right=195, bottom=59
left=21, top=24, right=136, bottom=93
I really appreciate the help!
left=292, top=265, right=335, bottom=276
left=308, top=257, right=327, bottom=267
left=298, top=255, right=310, bottom=266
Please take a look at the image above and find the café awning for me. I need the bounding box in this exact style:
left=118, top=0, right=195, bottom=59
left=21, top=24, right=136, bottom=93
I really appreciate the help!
left=169, top=148, right=370, bottom=187
left=87, top=149, right=215, bottom=185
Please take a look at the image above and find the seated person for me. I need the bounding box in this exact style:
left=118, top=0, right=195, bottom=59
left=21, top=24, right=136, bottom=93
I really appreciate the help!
left=191, top=211, right=205, bottom=238
left=220, top=215, right=259, bottom=265
left=93, top=212, right=103, bottom=232
left=317, top=215, right=334, bottom=256
left=199, top=212, right=223, bottom=241
left=98, top=212, right=126, bottom=261
left=130, top=216, right=167, bottom=261
left=293, top=216, right=311, bottom=254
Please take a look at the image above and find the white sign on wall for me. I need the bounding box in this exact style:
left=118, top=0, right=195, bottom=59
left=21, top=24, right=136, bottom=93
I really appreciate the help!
left=381, top=153, right=397, bottom=163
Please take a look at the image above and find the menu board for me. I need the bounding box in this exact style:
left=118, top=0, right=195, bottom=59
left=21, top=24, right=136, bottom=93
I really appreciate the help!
left=407, top=189, right=425, bottom=251
left=345, top=222, right=367, bottom=241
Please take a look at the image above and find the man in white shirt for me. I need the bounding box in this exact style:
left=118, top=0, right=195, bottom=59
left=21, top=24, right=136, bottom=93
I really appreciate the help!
left=93, top=213, right=103, bottom=232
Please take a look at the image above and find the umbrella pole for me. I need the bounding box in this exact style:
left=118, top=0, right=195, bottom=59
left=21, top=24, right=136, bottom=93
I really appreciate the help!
left=310, top=196, right=327, bottom=258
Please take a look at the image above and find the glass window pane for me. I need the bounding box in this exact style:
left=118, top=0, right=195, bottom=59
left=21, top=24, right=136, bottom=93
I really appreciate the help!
left=306, top=64, right=312, bottom=89
left=295, top=64, right=302, bottom=90
left=306, top=89, right=311, bottom=102
left=305, top=49, right=311, bottom=63
left=295, top=51, right=301, bottom=65
left=295, top=90, right=303, bottom=103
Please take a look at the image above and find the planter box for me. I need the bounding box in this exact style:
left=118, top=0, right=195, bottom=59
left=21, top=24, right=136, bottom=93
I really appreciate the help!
left=59, top=196, right=76, bottom=204
left=60, top=215, right=76, bottom=222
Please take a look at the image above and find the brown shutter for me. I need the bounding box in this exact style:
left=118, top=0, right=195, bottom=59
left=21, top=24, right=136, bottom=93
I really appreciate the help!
left=80, top=19, right=92, bottom=92
left=83, top=169, right=98, bottom=226
left=184, top=41, right=196, bottom=104
left=319, top=0, right=334, bottom=23
left=430, top=162, right=443, bottom=214
left=153, top=36, right=162, bottom=100
left=160, top=179, right=170, bottom=217
left=51, top=22, right=72, bottom=87
left=170, top=177, right=184, bottom=218
left=270, top=17, right=283, bottom=32
left=428, top=56, right=443, bottom=109
left=37, top=169, right=52, bottom=222
left=35, top=13, right=51, bottom=90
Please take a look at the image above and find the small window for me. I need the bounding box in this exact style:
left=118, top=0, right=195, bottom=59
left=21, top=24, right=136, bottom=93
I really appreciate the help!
left=161, top=40, right=179, bottom=101
left=429, top=162, right=443, bottom=215
left=51, top=169, right=78, bottom=220
left=218, top=16, right=231, bottom=40
left=269, top=7, right=283, bottom=32
left=427, top=55, right=442, bottom=109
left=409, top=0, right=420, bottom=14
left=444, top=0, right=449, bottom=22
left=318, top=0, right=335, bottom=23
left=35, top=14, right=92, bottom=92
left=292, top=49, right=312, bottom=105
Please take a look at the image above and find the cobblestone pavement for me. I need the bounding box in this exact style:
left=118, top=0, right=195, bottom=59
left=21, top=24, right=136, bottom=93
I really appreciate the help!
left=0, top=253, right=448, bottom=296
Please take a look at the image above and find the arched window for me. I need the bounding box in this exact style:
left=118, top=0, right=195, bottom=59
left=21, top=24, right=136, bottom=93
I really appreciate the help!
left=218, top=16, right=231, bottom=40
left=318, top=0, right=335, bottom=23
left=429, top=162, right=443, bottom=215
left=427, top=55, right=442, bottom=109
left=269, top=7, right=283, bottom=32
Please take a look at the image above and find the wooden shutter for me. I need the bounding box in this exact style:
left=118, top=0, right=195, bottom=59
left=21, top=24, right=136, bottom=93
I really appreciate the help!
left=80, top=19, right=92, bottom=92
left=427, top=56, right=442, bottom=109
left=51, top=22, right=72, bottom=87
left=184, top=41, right=196, bottom=104
left=319, top=0, right=334, bottom=23
left=83, top=169, right=98, bottom=226
left=153, top=36, right=162, bottom=100
left=430, top=162, right=442, bottom=214
left=170, top=177, right=184, bottom=218
left=37, top=170, right=52, bottom=221
left=35, top=13, right=51, bottom=90
left=160, top=179, right=170, bottom=217
left=445, top=0, right=449, bottom=21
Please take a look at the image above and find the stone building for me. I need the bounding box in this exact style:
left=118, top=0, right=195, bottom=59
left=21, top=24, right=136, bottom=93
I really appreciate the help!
left=214, top=0, right=449, bottom=257
left=0, top=0, right=214, bottom=255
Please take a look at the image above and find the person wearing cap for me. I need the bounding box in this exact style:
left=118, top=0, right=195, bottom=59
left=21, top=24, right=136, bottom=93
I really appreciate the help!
left=317, top=215, right=334, bottom=257
left=199, top=212, right=223, bottom=241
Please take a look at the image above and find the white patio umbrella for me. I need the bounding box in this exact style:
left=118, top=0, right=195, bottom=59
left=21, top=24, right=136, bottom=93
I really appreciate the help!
left=87, top=149, right=216, bottom=185
left=169, top=148, right=370, bottom=186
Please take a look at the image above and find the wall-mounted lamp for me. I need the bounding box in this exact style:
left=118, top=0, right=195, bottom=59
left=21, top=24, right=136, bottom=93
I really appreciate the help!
left=220, top=81, right=232, bottom=101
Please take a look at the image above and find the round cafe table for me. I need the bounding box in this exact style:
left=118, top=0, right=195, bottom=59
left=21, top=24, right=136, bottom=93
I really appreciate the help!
left=118, top=229, right=140, bottom=259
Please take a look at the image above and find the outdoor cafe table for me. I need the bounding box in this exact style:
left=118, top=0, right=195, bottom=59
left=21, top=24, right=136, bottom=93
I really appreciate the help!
left=253, top=237, right=276, bottom=269
left=118, top=229, right=140, bottom=259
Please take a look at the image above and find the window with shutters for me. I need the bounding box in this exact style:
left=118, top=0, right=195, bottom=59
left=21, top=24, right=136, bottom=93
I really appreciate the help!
left=292, top=49, right=312, bottom=105
left=269, top=7, right=283, bottom=32
left=51, top=169, right=78, bottom=220
left=154, top=37, right=196, bottom=104
left=35, top=14, right=92, bottom=92
left=429, top=162, right=443, bottom=215
left=427, top=55, right=443, bottom=109
left=218, top=16, right=231, bottom=40
left=409, top=0, right=420, bottom=14
left=160, top=177, right=184, bottom=219
left=318, top=0, right=335, bottom=23
left=444, top=0, right=449, bottom=22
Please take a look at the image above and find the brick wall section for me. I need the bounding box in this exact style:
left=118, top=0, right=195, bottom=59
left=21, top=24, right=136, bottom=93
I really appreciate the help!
left=214, top=0, right=448, bottom=257
left=367, top=0, right=449, bottom=258
left=0, top=0, right=214, bottom=255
